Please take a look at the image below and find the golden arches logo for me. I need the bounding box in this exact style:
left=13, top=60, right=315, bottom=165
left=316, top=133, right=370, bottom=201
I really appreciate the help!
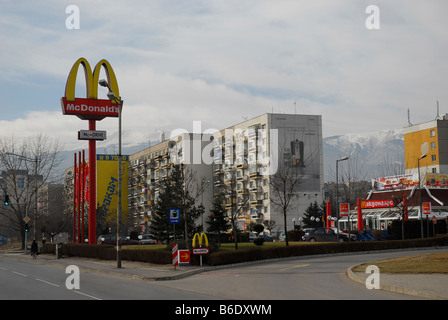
left=61, top=57, right=122, bottom=121
left=192, top=232, right=209, bottom=248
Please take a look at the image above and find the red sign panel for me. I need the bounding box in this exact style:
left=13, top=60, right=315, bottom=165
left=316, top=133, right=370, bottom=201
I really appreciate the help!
left=61, top=97, right=120, bottom=121
left=361, top=199, right=394, bottom=209
left=179, top=250, right=190, bottom=264
left=422, top=202, right=431, bottom=215
left=339, top=203, right=349, bottom=216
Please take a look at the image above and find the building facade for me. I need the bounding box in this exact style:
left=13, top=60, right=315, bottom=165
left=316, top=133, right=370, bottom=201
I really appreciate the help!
left=127, top=133, right=213, bottom=233
left=404, top=118, right=448, bottom=177
left=212, top=113, right=324, bottom=236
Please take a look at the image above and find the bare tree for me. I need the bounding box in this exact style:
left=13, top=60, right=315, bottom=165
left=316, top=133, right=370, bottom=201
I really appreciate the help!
left=222, top=169, right=249, bottom=250
left=0, top=134, right=62, bottom=248
left=269, top=162, right=303, bottom=246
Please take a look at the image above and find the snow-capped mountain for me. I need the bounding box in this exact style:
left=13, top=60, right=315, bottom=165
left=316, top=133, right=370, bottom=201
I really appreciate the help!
left=323, top=128, right=405, bottom=182
left=58, top=128, right=405, bottom=184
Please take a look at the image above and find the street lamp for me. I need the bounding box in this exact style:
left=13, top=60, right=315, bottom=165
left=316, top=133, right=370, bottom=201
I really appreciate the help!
left=99, top=79, right=123, bottom=268
left=418, top=154, right=427, bottom=238
left=336, top=156, right=349, bottom=242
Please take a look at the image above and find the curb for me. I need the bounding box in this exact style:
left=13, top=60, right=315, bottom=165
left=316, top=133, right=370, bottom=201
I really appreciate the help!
left=346, top=266, right=448, bottom=300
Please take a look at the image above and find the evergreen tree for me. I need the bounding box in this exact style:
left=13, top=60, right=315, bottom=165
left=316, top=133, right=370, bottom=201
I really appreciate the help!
left=303, top=201, right=324, bottom=228
left=206, top=195, right=230, bottom=245
left=148, top=164, right=202, bottom=244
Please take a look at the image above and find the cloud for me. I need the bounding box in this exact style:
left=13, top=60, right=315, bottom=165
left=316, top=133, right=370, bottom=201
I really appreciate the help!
left=0, top=0, right=447, bottom=151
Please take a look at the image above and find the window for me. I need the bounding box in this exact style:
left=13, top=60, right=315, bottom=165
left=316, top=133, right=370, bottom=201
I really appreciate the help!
left=431, top=142, right=436, bottom=149
left=18, top=177, right=24, bottom=189
left=431, top=155, right=437, bottom=162
left=430, top=130, right=436, bottom=137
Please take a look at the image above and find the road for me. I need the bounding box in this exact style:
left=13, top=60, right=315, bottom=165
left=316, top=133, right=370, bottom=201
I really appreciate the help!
left=0, top=257, right=212, bottom=300
left=157, top=249, right=433, bottom=300
left=0, top=248, right=440, bottom=300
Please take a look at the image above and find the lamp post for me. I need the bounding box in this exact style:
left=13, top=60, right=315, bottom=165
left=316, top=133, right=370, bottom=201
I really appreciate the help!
left=336, top=156, right=349, bottom=242
left=418, top=154, right=427, bottom=238
left=100, top=79, right=123, bottom=268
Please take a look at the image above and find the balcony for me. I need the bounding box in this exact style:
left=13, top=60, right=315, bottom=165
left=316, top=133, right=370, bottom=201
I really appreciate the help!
left=249, top=199, right=263, bottom=207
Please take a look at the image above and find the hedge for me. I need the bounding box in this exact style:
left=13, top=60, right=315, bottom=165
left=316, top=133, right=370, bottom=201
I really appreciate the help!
left=41, top=235, right=448, bottom=266
left=206, top=235, right=448, bottom=266
left=42, top=243, right=171, bottom=264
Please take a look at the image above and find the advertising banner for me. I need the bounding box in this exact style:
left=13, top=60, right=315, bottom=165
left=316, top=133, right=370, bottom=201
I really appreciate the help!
left=97, top=154, right=129, bottom=221
left=426, top=173, right=448, bottom=188
left=372, top=174, right=419, bottom=191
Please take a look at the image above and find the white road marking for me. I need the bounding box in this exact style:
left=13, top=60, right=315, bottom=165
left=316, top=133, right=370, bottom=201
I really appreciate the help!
left=36, top=278, right=60, bottom=287
left=73, top=290, right=102, bottom=300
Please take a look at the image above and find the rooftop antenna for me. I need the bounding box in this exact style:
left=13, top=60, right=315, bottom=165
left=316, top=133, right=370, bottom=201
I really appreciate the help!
left=436, top=100, right=442, bottom=120
left=408, top=109, right=412, bottom=126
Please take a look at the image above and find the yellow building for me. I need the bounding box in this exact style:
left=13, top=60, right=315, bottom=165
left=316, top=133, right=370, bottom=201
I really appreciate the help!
left=404, top=119, right=448, bottom=178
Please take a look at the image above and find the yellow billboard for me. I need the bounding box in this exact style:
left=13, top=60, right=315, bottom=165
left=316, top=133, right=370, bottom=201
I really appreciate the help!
left=97, top=154, right=129, bottom=222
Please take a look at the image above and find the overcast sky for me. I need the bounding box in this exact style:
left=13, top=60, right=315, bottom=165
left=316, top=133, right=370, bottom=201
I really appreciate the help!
left=1, top=0, right=447, bottom=151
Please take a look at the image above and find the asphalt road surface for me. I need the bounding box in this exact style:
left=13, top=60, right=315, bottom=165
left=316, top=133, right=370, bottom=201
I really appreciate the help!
left=1, top=248, right=440, bottom=300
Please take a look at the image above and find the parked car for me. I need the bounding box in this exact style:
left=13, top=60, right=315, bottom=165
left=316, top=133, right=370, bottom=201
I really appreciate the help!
left=97, top=234, right=139, bottom=245
left=262, top=234, right=274, bottom=242
left=249, top=232, right=274, bottom=242
left=303, top=227, right=351, bottom=242
left=138, top=234, right=157, bottom=245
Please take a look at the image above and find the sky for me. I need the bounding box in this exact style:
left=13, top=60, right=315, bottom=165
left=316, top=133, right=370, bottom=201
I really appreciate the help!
left=1, top=0, right=447, bottom=152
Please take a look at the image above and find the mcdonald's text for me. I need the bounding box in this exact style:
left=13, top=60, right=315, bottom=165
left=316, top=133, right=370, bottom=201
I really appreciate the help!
left=61, top=97, right=119, bottom=120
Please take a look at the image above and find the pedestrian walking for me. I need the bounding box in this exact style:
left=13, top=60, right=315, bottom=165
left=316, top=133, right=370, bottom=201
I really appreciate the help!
left=31, top=240, right=38, bottom=259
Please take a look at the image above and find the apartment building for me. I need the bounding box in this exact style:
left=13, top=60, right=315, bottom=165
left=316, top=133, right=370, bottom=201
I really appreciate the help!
left=128, top=133, right=213, bottom=232
left=212, top=113, right=323, bottom=235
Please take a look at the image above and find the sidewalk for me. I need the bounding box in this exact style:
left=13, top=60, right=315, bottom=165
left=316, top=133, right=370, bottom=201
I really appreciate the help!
left=2, top=250, right=448, bottom=299
left=1, top=251, right=206, bottom=281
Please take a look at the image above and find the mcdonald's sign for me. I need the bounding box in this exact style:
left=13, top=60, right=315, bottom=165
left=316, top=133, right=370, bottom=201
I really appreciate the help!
left=61, top=57, right=122, bottom=120
left=192, top=232, right=210, bottom=255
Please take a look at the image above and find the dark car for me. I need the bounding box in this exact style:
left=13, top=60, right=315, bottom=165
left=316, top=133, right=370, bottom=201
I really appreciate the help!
left=138, top=234, right=157, bottom=245
left=98, top=234, right=139, bottom=245
left=303, top=227, right=350, bottom=242
left=249, top=232, right=274, bottom=242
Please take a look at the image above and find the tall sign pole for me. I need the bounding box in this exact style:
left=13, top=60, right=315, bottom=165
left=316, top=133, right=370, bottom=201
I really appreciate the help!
left=88, top=119, right=96, bottom=244
left=61, top=57, right=121, bottom=244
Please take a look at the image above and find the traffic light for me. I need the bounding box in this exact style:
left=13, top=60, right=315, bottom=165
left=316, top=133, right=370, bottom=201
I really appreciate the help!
left=4, top=195, right=9, bottom=205
left=24, top=223, right=29, bottom=232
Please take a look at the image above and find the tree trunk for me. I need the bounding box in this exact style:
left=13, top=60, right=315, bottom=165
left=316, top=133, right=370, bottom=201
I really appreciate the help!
left=283, top=209, right=289, bottom=246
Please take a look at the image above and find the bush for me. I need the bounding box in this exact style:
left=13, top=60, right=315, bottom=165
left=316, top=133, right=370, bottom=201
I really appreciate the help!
left=287, top=229, right=304, bottom=241
left=253, top=237, right=265, bottom=246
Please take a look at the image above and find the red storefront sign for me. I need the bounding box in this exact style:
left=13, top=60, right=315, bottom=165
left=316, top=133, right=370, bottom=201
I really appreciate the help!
left=361, top=199, right=394, bottom=209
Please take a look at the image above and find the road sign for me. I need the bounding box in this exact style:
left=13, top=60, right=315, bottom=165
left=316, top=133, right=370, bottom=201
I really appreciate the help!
left=78, top=130, right=107, bottom=141
left=169, top=208, right=180, bottom=224
left=23, top=216, right=30, bottom=223
left=192, top=247, right=210, bottom=255
left=179, top=249, right=190, bottom=264
left=432, top=216, right=437, bottom=224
